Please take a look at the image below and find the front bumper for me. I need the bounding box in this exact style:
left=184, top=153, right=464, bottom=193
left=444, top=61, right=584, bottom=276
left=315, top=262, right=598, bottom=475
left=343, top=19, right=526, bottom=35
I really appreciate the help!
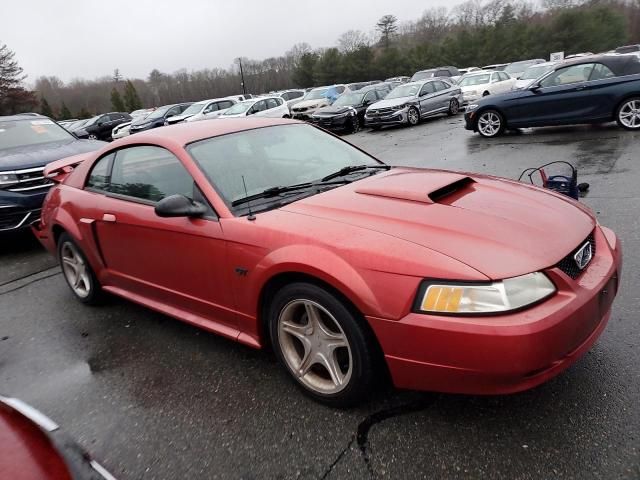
left=368, top=226, right=622, bottom=394
left=0, top=189, right=49, bottom=232
left=463, top=112, right=476, bottom=131
left=311, top=114, right=352, bottom=131
left=462, top=93, right=481, bottom=105
left=364, top=109, right=408, bottom=127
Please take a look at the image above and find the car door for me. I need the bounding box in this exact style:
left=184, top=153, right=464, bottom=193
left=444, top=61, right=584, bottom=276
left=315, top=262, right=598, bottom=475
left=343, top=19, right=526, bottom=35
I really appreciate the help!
left=249, top=100, right=267, bottom=117
left=202, top=101, right=219, bottom=119
left=500, top=72, right=516, bottom=91
left=488, top=72, right=502, bottom=94
left=163, top=106, right=182, bottom=124
left=432, top=81, right=454, bottom=111
left=506, top=63, right=598, bottom=127
left=87, top=145, right=237, bottom=329
left=417, top=82, right=438, bottom=115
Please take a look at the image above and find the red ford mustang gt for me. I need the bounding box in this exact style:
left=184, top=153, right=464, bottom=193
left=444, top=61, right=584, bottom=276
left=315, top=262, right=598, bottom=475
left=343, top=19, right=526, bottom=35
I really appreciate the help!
left=34, top=118, right=621, bottom=407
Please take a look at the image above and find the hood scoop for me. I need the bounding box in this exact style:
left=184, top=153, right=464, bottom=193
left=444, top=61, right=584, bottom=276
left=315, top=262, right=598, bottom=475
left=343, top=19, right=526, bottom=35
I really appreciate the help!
left=355, top=171, right=475, bottom=204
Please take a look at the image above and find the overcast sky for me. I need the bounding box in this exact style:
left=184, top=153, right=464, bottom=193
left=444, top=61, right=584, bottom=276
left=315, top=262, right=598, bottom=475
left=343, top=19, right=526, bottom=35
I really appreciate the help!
left=3, top=0, right=460, bottom=84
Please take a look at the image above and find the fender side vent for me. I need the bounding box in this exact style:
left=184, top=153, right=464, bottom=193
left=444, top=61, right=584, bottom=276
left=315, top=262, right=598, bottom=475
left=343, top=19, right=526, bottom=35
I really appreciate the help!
left=428, top=177, right=475, bottom=203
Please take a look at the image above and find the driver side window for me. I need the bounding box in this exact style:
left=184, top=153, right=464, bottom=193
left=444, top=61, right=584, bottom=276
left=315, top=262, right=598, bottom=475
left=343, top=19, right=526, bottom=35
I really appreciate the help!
left=540, top=63, right=596, bottom=88
left=419, top=82, right=435, bottom=96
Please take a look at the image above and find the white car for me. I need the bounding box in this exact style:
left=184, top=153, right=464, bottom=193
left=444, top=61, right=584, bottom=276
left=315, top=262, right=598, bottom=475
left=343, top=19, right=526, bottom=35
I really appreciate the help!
left=219, top=96, right=290, bottom=119
left=272, top=89, right=307, bottom=109
left=513, top=62, right=557, bottom=90
left=458, top=70, right=516, bottom=104
left=166, top=98, right=238, bottom=124
left=503, top=59, right=546, bottom=80
left=112, top=108, right=154, bottom=139
left=290, top=85, right=348, bottom=120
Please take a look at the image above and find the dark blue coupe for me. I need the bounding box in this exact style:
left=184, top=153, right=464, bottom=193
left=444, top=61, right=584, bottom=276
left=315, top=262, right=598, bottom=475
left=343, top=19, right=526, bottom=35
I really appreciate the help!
left=464, top=55, right=640, bottom=137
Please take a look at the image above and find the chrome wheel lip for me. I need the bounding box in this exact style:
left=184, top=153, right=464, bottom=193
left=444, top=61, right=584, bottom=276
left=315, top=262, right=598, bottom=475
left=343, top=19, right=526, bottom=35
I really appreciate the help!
left=477, top=111, right=501, bottom=137
left=619, top=100, right=640, bottom=129
left=277, top=299, right=353, bottom=395
left=60, top=242, right=91, bottom=298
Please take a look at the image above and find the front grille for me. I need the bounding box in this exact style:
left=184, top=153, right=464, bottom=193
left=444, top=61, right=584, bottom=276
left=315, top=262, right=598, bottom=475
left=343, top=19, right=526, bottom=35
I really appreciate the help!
left=6, top=167, right=53, bottom=193
left=556, top=232, right=596, bottom=279
left=368, top=107, right=396, bottom=116
left=293, top=107, right=308, bottom=113
left=0, top=207, right=41, bottom=231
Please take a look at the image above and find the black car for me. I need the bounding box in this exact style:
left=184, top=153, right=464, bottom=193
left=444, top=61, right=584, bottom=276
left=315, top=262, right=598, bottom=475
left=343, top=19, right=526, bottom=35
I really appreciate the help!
left=72, top=112, right=131, bottom=141
left=311, top=86, right=389, bottom=133
left=0, top=115, right=104, bottom=233
left=129, top=103, right=193, bottom=134
left=464, top=55, right=640, bottom=137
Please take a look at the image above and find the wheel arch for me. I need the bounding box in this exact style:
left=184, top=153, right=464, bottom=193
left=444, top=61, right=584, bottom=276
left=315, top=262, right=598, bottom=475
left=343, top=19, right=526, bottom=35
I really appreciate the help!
left=473, top=105, right=508, bottom=130
left=613, top=93, right=640, bottom=119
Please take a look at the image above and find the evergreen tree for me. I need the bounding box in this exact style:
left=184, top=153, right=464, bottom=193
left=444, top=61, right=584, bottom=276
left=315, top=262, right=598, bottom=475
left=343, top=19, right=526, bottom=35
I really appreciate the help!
left=60, top=103, right=72, bottom=119
left=110, top=87, right=126, bottom=111
left=292, top=52, right=318, bottom=88
left=314, top=48, right=343, bottom=85
left=123, top=80, right=142, bottom=111
left=376, top=15, right=398, bottom=48
left=40, top=97, right=54, bottom=118
left=0, top=42, right=37, bottom=115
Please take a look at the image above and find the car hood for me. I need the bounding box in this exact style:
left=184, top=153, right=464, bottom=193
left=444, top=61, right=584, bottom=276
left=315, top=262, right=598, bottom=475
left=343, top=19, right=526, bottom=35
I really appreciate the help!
left=314, top=105, right=358, bottom=116
left=294, top=98, right=329, bottom=109
left=0, top=139, right=105, bottom=171
left=130, top=116, right=159, bottom=127
left=281, top=168, right=594, bottom=279
left=167, top=113, right=194, bottom=123
left=368, top=97, right=414, bottom=109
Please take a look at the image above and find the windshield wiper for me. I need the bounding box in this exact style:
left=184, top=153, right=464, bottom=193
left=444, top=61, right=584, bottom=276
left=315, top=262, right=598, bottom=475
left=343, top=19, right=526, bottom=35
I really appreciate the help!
left=320, top=164, right=391, bottom=182
left=231, top=180, right=351, bottom=207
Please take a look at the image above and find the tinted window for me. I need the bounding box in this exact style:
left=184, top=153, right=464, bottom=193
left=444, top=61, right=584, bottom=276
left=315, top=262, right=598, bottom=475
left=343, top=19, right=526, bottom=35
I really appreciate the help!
left=86, top=153, right=114, bottom=190
left=251, top=100, right=267, bottom=113
left=540, top=63, right=596, bottom=87
left=335, top=86, right=345, bottom=93
left=289, top=91, right=304, bottom=99
left=590, top=63, right=615, bottom=80
left=218, top=100, right=234, bottom=109
left=419, top=83, right=436, bottom=96
left=178, top=104, right=191, bottom=113
left=436, top=70, right=450, bottom=77
left=167, top=106, right=181, bottom=117
left=109, top=146, right=193, bottom=203
left=204, top=103, right=218, bottom=113
left=266, top=98, right=279, bottom=109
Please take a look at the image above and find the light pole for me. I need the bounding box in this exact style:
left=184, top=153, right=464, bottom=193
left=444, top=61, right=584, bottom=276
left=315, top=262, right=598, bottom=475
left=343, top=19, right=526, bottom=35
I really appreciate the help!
left=237, top=57, right=247, bottom=96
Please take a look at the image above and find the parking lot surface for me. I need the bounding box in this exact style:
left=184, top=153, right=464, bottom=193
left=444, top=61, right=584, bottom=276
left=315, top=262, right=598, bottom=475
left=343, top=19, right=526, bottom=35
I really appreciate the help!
left=1, top=116, right=639, bottom=479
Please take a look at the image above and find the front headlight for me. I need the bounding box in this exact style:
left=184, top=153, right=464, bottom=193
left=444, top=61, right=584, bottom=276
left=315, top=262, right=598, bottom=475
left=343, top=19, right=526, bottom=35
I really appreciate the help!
left=466, top=104, right=480, bottom=111
left=415, top=272, right=556, bottom=315
left=0, top=172, right=19, bottom=187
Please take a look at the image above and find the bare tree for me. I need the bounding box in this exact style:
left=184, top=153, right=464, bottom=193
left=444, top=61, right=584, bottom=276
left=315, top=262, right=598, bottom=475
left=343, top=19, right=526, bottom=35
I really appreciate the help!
left=337, top=30, right=369, bottom=53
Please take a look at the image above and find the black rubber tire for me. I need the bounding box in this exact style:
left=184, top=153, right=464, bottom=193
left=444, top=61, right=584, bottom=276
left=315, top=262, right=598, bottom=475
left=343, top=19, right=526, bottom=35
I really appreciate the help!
left=482, top=91, right=490, bottom=97
left=268, top=282, right=376, bottom=408
left=475, top=109, right=506, bottom=138
left=57, top=233, right=104, bottom=305
left=407, top=106, right=420, bottom=126
left=350, top=115, right=359, bottom=134
left=282, top=114, right=291, bottom=119
left=447, top=98, right=460, bottom=116
left=615, top=96, right=640, bottom=131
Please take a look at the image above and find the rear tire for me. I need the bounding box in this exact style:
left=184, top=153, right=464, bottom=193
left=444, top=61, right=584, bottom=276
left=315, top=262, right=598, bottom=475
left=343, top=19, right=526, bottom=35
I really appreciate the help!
left=268, top=282, right=376, bottom=408
left=476, top=109, right=505, bottom=138
left=447, top=98, right=460, bottom=116
left=57, top=233, right=104, bottom=305
left=616, top=97, right=640, bottom=130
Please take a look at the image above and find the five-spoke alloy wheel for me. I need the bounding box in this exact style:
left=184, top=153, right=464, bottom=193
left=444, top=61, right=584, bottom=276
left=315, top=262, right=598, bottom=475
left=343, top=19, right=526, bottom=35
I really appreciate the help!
left=57, top=233, right=103, bottom=304
left=616, top=97, right=640, bottom=130
left=476, top=110, right=505, bottom=138
left=407, top=107, right=420, bottom=126
left=269, top=283, right=376, bottom=407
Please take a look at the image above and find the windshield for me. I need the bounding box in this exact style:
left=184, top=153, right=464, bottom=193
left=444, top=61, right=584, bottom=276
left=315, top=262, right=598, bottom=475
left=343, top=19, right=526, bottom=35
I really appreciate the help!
left=411, top=71, right=434, bottom=81
left=0, top=118, right=74, bottom=150
left=306, top=88, right=329, bottom=100
left=181, top=103, right=206, bottom=116
left=67, top=119, right=88, bottom=130
left=188, top=124, right=380, bottom=212
left=520, top=64, right=554, bottom=80
left=333, top=93, right=365, bottom=106
left=385, top=84, right=420, bottom=99
left=459, top=74, right=491, bottom=86
left=146, top=106, right=171, bottom=120
left=83, top=115, right=100, bottom=127
left=223, top=101, right=252, bottom=115
left=505, top=61, right=538, bottom=75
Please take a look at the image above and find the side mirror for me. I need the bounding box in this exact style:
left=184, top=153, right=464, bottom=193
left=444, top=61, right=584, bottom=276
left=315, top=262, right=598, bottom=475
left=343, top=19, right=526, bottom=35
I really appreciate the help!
left=155, top=194, right=206, bottom=218
left=529, top=83, right=541, bottom=92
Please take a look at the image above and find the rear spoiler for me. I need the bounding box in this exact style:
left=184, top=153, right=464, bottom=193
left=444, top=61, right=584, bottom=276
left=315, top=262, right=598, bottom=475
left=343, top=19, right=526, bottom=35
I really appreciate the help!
left=44, top=152, right=93, bottom=183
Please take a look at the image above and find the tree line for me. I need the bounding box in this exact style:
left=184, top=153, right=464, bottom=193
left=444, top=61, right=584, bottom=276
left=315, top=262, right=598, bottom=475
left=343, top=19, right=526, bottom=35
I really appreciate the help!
left=1, top=0, right=639, bottom=119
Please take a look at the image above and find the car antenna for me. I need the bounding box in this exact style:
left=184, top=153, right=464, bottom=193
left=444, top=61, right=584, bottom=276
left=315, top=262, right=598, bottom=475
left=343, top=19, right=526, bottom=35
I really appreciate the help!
left=242, top=175, right=256, bottom=221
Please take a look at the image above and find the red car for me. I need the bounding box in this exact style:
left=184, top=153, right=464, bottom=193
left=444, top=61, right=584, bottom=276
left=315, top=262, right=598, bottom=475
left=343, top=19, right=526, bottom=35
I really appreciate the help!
left=34, top=118, right=621, bottom=407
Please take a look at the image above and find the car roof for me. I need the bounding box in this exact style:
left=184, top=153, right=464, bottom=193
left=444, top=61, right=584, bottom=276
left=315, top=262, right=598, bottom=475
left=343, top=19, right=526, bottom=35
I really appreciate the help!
left=558, top=54, right=640, bottom=75
left=113, top=117, right=296, bottom=147
left=0, top=114, right=51, bottom=122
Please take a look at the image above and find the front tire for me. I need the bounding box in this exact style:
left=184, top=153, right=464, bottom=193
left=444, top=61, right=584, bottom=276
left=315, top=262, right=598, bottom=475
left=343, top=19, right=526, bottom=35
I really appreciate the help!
left=407, top=106, right=420, bottom=126
left=476, top=109, right=505, bottom=138
left=616, top=97, right=640, bottom=130
left=87, top=134, right=98, bottom=140
left=57, top=233, right=103, bottom=305
left=268, top=282, right=376, bottom=407
left=349, top=115, right=360, bottom=133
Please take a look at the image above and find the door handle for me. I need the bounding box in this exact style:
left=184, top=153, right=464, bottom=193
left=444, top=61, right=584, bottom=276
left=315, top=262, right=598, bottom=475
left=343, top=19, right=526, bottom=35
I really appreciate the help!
left=102, top=213, right=117, bottom=223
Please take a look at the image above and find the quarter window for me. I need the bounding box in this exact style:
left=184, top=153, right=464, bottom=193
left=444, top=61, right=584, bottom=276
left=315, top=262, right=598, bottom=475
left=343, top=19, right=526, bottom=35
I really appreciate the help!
left=108, top=146, right=194, bottom=203
left=540, top=63, right=596, bottom=87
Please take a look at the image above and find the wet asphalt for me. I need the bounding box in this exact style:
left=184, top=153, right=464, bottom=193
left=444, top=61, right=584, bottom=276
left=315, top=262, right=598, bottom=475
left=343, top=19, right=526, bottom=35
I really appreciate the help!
left=1, top=115, right=639, bottom=480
